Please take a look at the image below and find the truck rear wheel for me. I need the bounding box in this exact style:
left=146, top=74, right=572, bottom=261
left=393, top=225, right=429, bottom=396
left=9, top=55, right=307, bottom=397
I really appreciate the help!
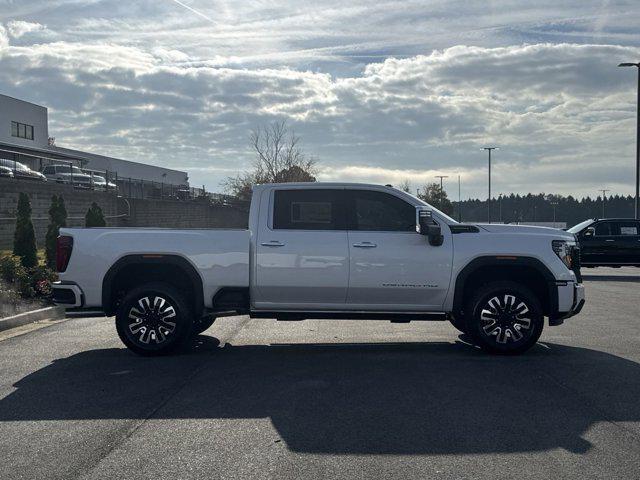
left=115, top=282, right=193, bottom=356
left=465, top=281, right=543, bottom=355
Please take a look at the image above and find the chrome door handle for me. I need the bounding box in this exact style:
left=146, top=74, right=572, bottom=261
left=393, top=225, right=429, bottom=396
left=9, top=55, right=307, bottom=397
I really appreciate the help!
left=353, top=242, right=377, bottom=248
left=605, top=239, right=615, bottom=242
left=261, top=241, right=285, bottom=247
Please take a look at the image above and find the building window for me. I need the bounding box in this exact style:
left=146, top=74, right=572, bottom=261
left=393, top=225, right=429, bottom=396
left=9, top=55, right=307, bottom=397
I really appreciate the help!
left=11, top=121, right=34, bottom=140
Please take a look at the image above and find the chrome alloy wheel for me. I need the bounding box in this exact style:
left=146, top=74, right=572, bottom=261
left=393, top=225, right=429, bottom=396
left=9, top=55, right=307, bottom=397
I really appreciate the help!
left=479, top=294, right=532, bottom=344
left=127, top=296, right=177, bottom=345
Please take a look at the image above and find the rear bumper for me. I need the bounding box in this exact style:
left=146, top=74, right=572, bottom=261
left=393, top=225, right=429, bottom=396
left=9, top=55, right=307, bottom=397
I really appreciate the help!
left=550, top=282, right=585, bottom=325
left=51, top=281, right=84, bottom=308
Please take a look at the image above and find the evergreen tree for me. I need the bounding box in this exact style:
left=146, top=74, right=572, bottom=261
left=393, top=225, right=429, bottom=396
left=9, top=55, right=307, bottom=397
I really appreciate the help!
left=417, top=182, right=454, bottom=215
left=85, top=202, right=106, bottom=227
left=13, top=193, right=38, bottom=268
left=45, top=195, right=68, bottom=268
left=453, top=192, right=634, bottom=227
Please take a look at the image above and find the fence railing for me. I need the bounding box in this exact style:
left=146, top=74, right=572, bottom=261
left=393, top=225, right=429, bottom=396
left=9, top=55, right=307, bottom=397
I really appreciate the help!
left=0, top=148, right=248, bottom=206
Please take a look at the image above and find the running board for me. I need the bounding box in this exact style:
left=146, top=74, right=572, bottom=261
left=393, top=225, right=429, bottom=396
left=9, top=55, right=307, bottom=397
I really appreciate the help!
left=65, top=308, right=107, bottom=318
left=250, top=311, right=448, bottom=322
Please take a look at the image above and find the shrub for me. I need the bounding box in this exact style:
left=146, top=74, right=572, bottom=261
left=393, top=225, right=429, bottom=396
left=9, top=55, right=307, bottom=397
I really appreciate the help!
left=85, top=202, right=106, bottom=227
left=13, top=193, right=38, bottom=268
left=0, top=255, right=26, bottom=284
left=0, top=254, right=32, bottom=297
left=0, top=255, right=56, bottom=300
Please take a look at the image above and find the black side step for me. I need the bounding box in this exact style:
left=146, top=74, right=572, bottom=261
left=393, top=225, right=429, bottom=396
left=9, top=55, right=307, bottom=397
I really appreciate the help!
left=250, top=311, right=448, bottom=321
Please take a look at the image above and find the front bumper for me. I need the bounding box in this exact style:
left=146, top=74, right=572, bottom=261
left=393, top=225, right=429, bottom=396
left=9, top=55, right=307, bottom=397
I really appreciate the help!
left=549, top=282, right=585, bottom=325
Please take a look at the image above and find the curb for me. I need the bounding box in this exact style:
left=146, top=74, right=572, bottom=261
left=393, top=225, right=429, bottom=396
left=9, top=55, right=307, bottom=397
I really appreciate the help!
left=0, top=306, right=66, bottom=332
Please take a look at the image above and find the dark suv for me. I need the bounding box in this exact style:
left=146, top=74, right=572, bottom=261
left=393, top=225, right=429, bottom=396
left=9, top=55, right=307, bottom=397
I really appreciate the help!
left=568, top=218, right=640, bottom=267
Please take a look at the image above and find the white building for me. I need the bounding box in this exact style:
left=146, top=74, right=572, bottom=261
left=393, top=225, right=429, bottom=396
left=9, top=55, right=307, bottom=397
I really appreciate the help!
left=0, top=94, right=188, bottom=186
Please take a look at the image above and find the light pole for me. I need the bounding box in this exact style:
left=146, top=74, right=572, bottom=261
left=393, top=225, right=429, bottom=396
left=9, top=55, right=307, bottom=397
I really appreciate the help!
left=618, top=62, right=640, bottom=219
left=598, top=189, right=610, bottom=218
left=435, top=175, right=449, bottom=210
left=498, top=193, right=503, bottom=223
left=457, top=174, right=462, bottom=222
left=482, top=147, right=498, bottom=222
left=550, top=201, right=558, bottom=224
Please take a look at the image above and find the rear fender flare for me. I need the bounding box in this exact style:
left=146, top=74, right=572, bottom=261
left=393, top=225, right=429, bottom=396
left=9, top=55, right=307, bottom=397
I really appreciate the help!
left=102, top=254, right=204, bottom=317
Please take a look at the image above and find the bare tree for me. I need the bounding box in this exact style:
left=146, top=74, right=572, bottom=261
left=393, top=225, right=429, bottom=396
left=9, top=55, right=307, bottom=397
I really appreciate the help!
left=225, top=121, right=317, bottom=200
left=399, top=179, right=411, bottom=193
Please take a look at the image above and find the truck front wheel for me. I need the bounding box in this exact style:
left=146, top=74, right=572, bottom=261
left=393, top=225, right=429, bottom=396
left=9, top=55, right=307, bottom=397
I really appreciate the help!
left=116, top=282, right=193, bottom=356
left=465, top=281, right=544, bottom=355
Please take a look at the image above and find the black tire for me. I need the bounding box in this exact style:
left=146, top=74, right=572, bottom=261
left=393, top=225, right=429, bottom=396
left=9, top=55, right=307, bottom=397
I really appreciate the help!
left=449, top=315, right=468, bottom=334
left=464, top=281, right=544, bottom=355
left=193, top=316, right=216, bottom=335
left=115, top=282, right=193, bottom=356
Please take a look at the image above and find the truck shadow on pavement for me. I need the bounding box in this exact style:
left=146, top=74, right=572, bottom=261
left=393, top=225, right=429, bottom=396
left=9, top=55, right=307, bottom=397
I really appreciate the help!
left=1, top=338, right=639, bottom=456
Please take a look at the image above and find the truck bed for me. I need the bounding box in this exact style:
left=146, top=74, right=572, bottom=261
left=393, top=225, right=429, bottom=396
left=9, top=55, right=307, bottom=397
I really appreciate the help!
left=58, top=227, right=250, bottom=310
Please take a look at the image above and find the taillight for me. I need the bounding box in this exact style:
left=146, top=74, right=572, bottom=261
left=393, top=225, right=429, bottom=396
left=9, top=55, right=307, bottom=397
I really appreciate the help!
left=56, top=235, right=73, bottom=272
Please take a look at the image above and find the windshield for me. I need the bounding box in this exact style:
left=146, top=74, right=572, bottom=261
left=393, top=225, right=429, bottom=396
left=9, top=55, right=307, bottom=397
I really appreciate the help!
left=398, top=189, right=459, bottom=224
left=0, top=159, right=28, bottom=170
left=567, top=219, right=594, bottom=234
left=55, top=165, right=84, bottom=174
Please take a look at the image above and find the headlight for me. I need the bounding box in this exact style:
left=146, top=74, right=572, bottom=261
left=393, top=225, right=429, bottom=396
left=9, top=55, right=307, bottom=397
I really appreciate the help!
left=552, top=240, right=575, bottom=269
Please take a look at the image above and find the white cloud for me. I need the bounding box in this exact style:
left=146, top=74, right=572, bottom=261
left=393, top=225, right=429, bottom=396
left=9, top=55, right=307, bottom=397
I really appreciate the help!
left=0, top=24, right=8, bottom=50
left=7, top=20, right=45, bottom=38
left=0, top=1, right=639, bottom=198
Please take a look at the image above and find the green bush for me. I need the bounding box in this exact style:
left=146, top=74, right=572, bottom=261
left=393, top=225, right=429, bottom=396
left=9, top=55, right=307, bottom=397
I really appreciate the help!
left=30, top=264, right=55, bottom=296
left=0, top=254, right=33, bottom=297
left=0, top=254, right=56, bottom=299
left=85, top=202, right=106, bottom=227
left=13, top=193, right=38, bottom=268
left=0, top=254, right=26, bottom=284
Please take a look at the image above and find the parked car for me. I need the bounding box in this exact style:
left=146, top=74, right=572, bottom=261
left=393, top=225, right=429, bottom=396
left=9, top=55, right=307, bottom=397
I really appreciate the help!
left=52, top=183, right=584, bottom=356
left=0, top=166, right=14, bottom=178
left=0, top=158, right=46, bottom=181
left=41, top=164, right=93, bottom=188
left=568, top=218, right=640, bottom=267
left=87, top=174, right=117, bottom=191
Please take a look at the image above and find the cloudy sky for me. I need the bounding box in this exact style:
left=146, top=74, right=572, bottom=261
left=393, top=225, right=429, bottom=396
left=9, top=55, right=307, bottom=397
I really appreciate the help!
left=1, top=0, right=639, bottom=198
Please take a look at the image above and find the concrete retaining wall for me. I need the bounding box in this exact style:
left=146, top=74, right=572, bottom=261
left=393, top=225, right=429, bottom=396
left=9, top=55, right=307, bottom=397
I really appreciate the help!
left=0, top=178, right=118, bottom=249
left=119, top=198, right=247, bottom=230
left=0, top=177, right=248, bottom=249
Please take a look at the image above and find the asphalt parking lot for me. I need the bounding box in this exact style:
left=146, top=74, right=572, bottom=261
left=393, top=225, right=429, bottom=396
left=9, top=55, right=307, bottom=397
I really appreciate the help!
left=0, top=268, right=639, bottom=480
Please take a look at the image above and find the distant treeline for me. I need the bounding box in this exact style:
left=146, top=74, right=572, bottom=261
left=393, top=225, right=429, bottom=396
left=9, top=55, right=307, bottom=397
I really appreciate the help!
left=453, top=194, right=636, bottom=227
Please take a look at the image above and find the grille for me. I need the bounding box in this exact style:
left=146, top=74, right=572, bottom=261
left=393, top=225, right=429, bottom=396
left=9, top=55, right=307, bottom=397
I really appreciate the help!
left=571, top=245, right=582, bottom=282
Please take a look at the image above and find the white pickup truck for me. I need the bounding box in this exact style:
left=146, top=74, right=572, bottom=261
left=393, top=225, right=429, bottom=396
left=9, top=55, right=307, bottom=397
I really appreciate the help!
left=52, top=183, right=585, bottom=355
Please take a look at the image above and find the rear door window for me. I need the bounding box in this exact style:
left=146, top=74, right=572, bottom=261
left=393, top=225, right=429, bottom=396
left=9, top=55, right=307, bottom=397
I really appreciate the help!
left=617, top=221, right=639, bottom=236
left=273, top=189, right=345, bottom=230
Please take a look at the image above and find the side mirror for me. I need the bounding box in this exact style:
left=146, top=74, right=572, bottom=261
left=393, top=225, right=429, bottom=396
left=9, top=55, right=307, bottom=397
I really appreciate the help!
left=417, top=208, right=444, bottom=246
left=583, top=227, right=595, bottom=238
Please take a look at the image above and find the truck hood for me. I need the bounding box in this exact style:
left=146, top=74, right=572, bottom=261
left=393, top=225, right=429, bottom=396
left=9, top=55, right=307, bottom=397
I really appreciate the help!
left=476, top=223, right=575, bottom=240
